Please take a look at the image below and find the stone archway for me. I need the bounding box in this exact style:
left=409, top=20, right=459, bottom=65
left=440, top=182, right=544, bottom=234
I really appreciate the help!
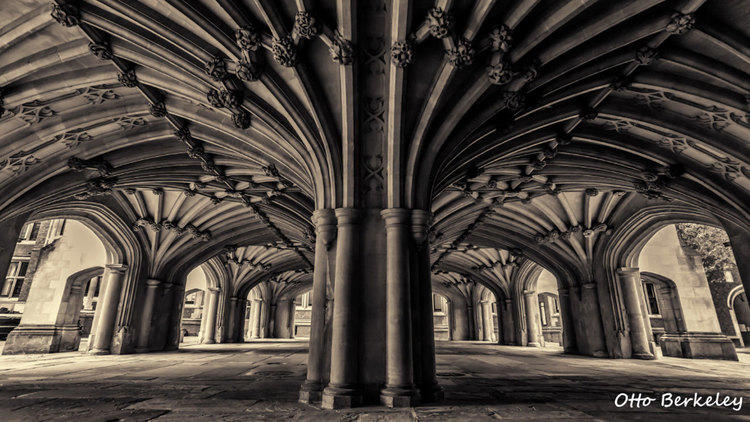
left=727, top=286, right=749, bottom=347
left=3, top=265, right=103, bottom=354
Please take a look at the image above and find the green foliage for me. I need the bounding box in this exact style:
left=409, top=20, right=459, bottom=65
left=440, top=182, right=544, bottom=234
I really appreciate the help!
left=675, top=223, right=736, bottom=283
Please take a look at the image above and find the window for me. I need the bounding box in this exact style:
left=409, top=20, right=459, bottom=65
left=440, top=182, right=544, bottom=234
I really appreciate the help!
left=2, top=260, right=29, bottom=297
left=433, top=294, right=441, bottom=312
left=18, top=222, right=40, bottom=242
left=539, top=301, right=548, bottom=326
left=642, top=282, right=660, bottom=315
left=724, top=270, right=734, bottom=283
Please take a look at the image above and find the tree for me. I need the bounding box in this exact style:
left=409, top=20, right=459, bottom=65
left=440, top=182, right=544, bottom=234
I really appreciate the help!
left=675, top=223, right=736, bottom=283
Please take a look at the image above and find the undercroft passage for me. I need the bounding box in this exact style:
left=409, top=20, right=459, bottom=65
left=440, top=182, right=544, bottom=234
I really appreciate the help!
left=0, top=0, right=749, bottom=418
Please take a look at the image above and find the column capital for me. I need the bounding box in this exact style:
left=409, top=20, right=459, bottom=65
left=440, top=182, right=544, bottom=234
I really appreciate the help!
left=162, top=282, right=175, bottom=291
left=410, top=209, right=431, bottom=245
left=504, top=298, right=512, bottom=304
left=380, top=208, right=410, bottom=227
left=230, top=296, right=238, bottom=302
left=146, top=279, right=161, bottom=287
left=616, top=267, right=640, bottom=275
left=523, top=290, right=536, bottom=296
left=105, top=264, right=128, bottom=274
left=581, top=282, right=597, bottom=290
left=335, top=207, right=360, bottom=224
left=208, top=286, right=221, bottom=293
left=312, top=209, right=337, bottom=226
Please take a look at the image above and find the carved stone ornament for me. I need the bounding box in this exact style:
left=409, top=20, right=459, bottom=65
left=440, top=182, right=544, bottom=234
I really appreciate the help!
left=272, top=36, right=297, bottom=67
left=174, top=127, right=191, bottom=142
left=635, top=47, right=658, bottom=66
left=207, top=89, right=223, bottom=108
left=117, top=70, right=138, bottom=88
left=67, top=156, right=113, bottom=176
left=665, top=12, right=695, bottom=35
left=148, top=102, right=166, bottom=118
left=330, top=34, right=354, bottom=65
left=504, top=91, right=526, bottom=113
left=488, top=25, right=512, bottom=53
left=294, top=11, right=319, bottom=40
left=89, top=41, right=112, bottom=60
left=487, top=59, right=512, bottom=85
left=391, top=41, right=414, bottom=68
left=427, top=7, right=453, bottom=39
left=205, top=57, right=229, bottom=81
left=236, top=59, right=262, bottom=81
left=236, top=24, right=261, bottom=52
left=447, top=38, right=475, bottom=68
left=51, top=2, right=79, bottom=27
left=74, top=176, right=118, bottom=199
left=232, top=109, right=252, bottom=129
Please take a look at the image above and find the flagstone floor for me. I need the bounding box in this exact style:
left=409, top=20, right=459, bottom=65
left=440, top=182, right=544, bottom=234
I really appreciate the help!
left=0, top=340, right=748, bottom=421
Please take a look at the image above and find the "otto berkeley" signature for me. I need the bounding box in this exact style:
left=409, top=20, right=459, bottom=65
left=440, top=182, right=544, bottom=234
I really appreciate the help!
left=615, top=392, right=743, bottom=411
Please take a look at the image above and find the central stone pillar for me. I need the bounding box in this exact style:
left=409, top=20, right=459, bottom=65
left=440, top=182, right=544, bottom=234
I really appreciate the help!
left=502, top=299, right=515, bottom=345
left=203, top=287, right=220, bottom=344
left=557, top=288, right=578, bottom=354
left=227, top=297, right=238, bottom=342
left=301, top=209, right=337, bottom=403
left=617, top=268, right=655, bottom=359
left=380, top=208, right=418, bottom=407
left=523, top=290, right=541, bottom=347
left=135, top=279, right=161, bottom=353
left=411, top=209, right=442, bottom=402
left=90, top=264, right=128, bottom=355
left=580, top=283, right=608, bottom=357
left=322, top=208, right=362, bottom=409
left=250, top=297, right=262, bottom=339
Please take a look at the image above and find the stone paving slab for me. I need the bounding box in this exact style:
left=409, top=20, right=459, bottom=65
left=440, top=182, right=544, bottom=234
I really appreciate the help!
left=0, top=340, right=748, bottom=420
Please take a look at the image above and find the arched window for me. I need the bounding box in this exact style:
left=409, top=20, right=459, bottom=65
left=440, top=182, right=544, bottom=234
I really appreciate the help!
left=642, top=282, right=660, bottom=315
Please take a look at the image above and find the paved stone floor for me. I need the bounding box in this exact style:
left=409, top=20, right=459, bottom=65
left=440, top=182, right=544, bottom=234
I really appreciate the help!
left=0, top=340, right=748, bottom=421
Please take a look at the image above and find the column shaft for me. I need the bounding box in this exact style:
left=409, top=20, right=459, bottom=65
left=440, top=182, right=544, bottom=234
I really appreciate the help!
left=301, top=209, right=336, bottom=402
left=135, top=279, right=161, bottom=353
left=502, top=299, right=515, bottom=345
left=558, top=288, right=578, bottom=353
left=322, top=208, right=361, bottom=409
left=380, top=208, right=417, bottom=407
left=523, top=291, right=541, bottom=347
left=203, top=288, right=220, bottom=344
left=617, top=268, right=655, bottom=359
left=581, top=283, right=608, bottom=357
left=228, top=298, right=238, bottom=342
left=89, top=264, right=127, bottom=354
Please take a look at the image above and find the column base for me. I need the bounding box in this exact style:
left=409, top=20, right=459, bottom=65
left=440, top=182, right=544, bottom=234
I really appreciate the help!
left=633, top=352, right=656, bottom=360
left=134, top=347, right=150, bottom=354
left=527, top=342, right=540, bottom=347
left=321, top=385, right=361, bottom=409
left=591, top=350, right=608, bottom=358
left=380, top=386, right=419, bottom=408
left=299, top=381, right=323, bottom=403
left=203, top=339, right=216, bottom=344
left=88, top=348, right=110, bottom=355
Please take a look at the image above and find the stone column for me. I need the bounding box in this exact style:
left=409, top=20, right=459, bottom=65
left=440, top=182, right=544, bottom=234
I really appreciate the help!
left=581, top=283, right=608, bottom=357
left=557, top=288, right=578, bottom=354
left=301, top=209, right=337, bottom=402
left=523, top=291, right=541, bottom=347
left=411, top=209, right=441, bottom=402
left=466, top=301, right=476, bottom=340
left=83, top=275, right=100, bottom=311
left=198, top=291, right=209, bottom=343
left=482, top=301, right=494, bottom=342
left=446, top=299, right=454, bottom=340
left=617, top=268, right=655, bottom=359
left=89, top=264, right=128, bottom=355
left=259, top=299, right=269, bottom=338
left=495, top=298, right=504, bottom=344
left=380, top=208, right=417, bottom=407
left=203, top=287, right=220, bottom=344
left=228, top=297, right=238, bottom=342
left=452, top=296, right=470, bottom=340
left=135, top=279, right=161, bottom=353
left=250, top=298, right=262, bottom=339
left=322, top=208, right=361, bottom=409
left=502, top=299, right=515, bottom=345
